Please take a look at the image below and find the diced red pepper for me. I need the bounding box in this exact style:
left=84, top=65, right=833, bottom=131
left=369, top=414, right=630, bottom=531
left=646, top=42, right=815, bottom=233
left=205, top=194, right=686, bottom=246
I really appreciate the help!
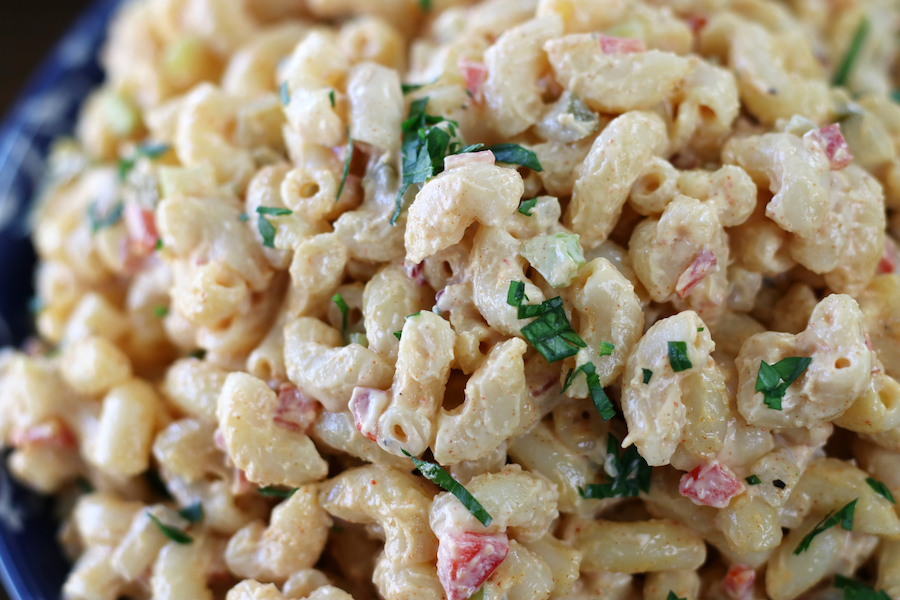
left=273, top=383, right=319, bottom=434
left=678, top=460, right=744, bottom=508
left=437, top=531, right=510, bottom=600
left=11, top=418, right=77, bottom=449
left=723, top=564, right=756, bottom=600
left=458, top=58, right=488, bottom=104
left=124, top=203, right=160, bottom=255
left=805, top=124, right=853, bottom=170
left=675, top=247, right=718, bottom=299
left=877, top=237, right=897, bottom=275
left=599, top=36, right=647, bottom=54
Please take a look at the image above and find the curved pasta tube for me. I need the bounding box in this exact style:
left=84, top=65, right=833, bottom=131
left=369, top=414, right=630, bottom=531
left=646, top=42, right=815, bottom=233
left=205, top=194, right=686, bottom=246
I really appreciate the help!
left=483, top=15, right=563, bottom=137
left=562, top=257, right=643, bottom=397
left=735, top=295, right=876, bottom=429
left=723, top=131, right=831, bottom=239
left=480, top=540, right=553, bottom=600
left=469, top=226, right=546, bottom=338
left=225, top=485, right=331, bottom=584
left=435, top=282, right=507, bottom=375
left=310, top=410, right=408, bottom=470
left=544, top=34, right=692, bottom=115
left=347, top=62, right=404, bottom=155
left=429, top=464, right=559, bottom=543
left=288, top=233, right=349, bottom=318
left=834, top=372, right=900, bottom=434
left=227, top=580, right=354, bottom=600
left=433, top=338, right=529, bottom=465
left=174, top=83, right=257, bottom=192
left=629, top=196, right=728, bottom=316
left=362, top=264, right=432, bottom=365
left=764, top=515, right=848, bottom=600
left=405, top=163, right=524, bottom=264
left=621, top=311, right=726, bottom=466
left=670, top=59, right=740, bottom=159
left=222, top=23, right=309, bottom=97
left=783, top=458, right=900, bottom=538
left=565, top=111, right=668, bottom=249
left=150, top=534, right=218, bottom=600
left=859, top=275, right=900, bottom=380
left=217, top=372, right=328, bottom=487
left=349, top=311, right=456, bottom=457
left=320, top=465, right=444, bottom=600
left=284, top=317, right=393, bottom=413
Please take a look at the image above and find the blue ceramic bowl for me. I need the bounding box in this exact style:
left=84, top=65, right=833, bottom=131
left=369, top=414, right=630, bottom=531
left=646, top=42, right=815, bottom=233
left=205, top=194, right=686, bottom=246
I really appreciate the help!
left=0, top=0, right=122, bottom=597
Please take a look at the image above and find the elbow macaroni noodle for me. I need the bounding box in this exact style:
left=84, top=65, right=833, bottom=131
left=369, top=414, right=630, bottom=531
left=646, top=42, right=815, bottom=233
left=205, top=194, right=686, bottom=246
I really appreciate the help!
left=6, top=0, right=900, bottom=598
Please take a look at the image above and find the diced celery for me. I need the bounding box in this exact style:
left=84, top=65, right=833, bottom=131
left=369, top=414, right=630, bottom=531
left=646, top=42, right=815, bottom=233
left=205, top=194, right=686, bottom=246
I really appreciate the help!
left=520, top=232, right=586, bottom=288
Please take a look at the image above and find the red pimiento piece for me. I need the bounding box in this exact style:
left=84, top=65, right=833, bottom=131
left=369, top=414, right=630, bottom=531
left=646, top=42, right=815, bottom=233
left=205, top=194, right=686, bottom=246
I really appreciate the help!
left=679, top=460, right=744, bottom=508
left=124, top=203, right=160, bottom=255
left=806, top=124, right=853, bottom=170
left=675, top=247, right=718, bottom=299
left=877, top=237, right=897, bottom=275
left=458, top=58, right=488, bottom=104
left=437, top=531, right=510, bottom=600
left=349, top=387, right=387, bottom=442
left=599, top=35, right=647, bottom=54
left=273, top=383, right=319, bottom=434
left=11, top=418, right=77, bottom=449
left=723, top=564, right=756, bottom=600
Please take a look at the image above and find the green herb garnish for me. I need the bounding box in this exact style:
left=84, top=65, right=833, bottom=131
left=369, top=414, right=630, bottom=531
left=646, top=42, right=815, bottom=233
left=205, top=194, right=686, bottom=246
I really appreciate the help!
left=793, top=499, right=857, bottom=554
left=746, top=475, right=762, bottom=485
left=256, top=206, right=292, bottom=249
left=579, top=433, right=652, bottom=499
left=403, top=450, right=492, bottom=526
left=518, top=198, right=537, bottom=216
left=834, top=575, right=892, bottom=600
left=866, top=477, right=896, bottom=504
left=667, top=593, right=686, bottom=600
left=148, top=513, right=192, bottom=544
left=258, top=486, right=297, bottom=498
left=484, top=144, right=542, bottom=171
left=507, top=285, right=586, bottom=362
left=329, top=90, right=336, bottom=108
left=153, top=305, right=169, bottom=318
left=177, top=503, right=204, bottom=523
left=88, top=201, right=124, bottom=233
left=756, top=356, right=812, bottom=410
left=280, top=82, right=290, bottom=106
left=563, top=362, right=615, bottom=421
left=667, top=341, right=692, bottom=372
left=642, top=369, right=652, bottom=384
left=337, top=129, right=353, bottom=201
left=333, top=293, right=349, bottom=341
left=833, top=17, right=870, bottom=87
left=394, top=331, right=402, bottom=341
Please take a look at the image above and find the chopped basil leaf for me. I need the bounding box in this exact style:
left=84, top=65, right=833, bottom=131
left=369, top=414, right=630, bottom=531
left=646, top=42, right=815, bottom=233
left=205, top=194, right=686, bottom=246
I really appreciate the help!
left=138, top=142, right=171, bottom=159
left=667, top=341, right=692, bottom=372
left=520, top=297, right=586, bottom=362
left=258, top=486, right=297, bottom=498
left=756, top=356, right=812, bottom=410
left=337, top=129, right=353, bottom=202
left=177, top=503, right=204, bottom=523
left=88, top=201, right=124, bottom=234
left=401, top=80, right=434, bottom=94
left=189, top=349, right=206, bottom=360
left=392, top=98, right=459, bottom=225
left=518, top=198, right=537, bottom=216
left=118, top=158, right=135, bottom=180
left=834, top=575, right=892, bottom=600
left=746, top=475, right=762, bottom=485
left=333, top=293, right=349, bottom=341
left=793, top=499, right=857, bottom=554
left=147, top=513, right=192, bottom=544
left=667, top=593, right=686, bottom=600
left=452, top=143, right=485, bottom=155
left=256, top=206, right=292, bottom=249
left=155, top=238, right=163, bottom=251
left=329, top=89, right=336, bottom=108
left=484, top=143, right=543, bottom=172
left=238, top=213, right=249, bottom=222
left=407, top=311, right=422, bottom=319
left=579, top=433, right=651, bottom=499
left=562, top=362, right=615, bottom=421
left=866, top=477, right=896, bottom=504
left=642, top=369, right=652, bottom=384
left=507, top=280, right=527, bottom=307
left=280, top=81, right=290, bottom=106
left=599, top=342, right=615, bottom=356
left=418, top=0, right=431, bottom=10
left=153, top=305, right=169, bottom=318
left=697, top=327, right=704, bottom=332
left=403, top=450, right=492, bottom=526
left=833, top=16, right=870, bottom=87
left=394, top=331, right=402, bottom=341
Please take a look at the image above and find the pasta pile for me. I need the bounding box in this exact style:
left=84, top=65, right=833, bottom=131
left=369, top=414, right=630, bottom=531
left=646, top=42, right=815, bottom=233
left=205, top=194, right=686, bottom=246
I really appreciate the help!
left=3, top=0, right=900, bottom=599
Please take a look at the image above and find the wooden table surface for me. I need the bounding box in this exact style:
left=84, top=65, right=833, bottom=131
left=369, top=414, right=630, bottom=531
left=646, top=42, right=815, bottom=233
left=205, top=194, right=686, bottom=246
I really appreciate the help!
left=0, top=4, right=95, bottom=597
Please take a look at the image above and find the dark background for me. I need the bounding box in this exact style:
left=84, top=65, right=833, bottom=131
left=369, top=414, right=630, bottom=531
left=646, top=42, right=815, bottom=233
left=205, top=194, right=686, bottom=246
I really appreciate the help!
left=0, top=0, right=95, bottom=117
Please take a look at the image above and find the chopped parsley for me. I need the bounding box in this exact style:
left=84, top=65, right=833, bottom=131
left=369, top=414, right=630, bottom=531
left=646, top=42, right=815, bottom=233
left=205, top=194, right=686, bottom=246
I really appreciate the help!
left=88, top=201, right=124, bottom=233
left=117, top=141, right=171, bottom=180
left=337, top=128, right=353, bottom=201
left=667, top=341, right=692, bottom=372
left=258, top=486, right=297, bottom=498
left=329, top=89, right=336, bottom=108
left=403, top=450, right=492, bottom=526
left=177, top=503, right=204, bottom=523
left=667, top=593, right=686, bottom=600
left=153, top=305, right=169, bottom=318
left=599, top=342, right=615, bottom=356
left=866, top=477, right=896, bottom=504
left=280, top=81, right=290, bottom=106
left=507, top=282, right=586, bottom=362
left=642, top=369, right=652, bottom=384
left=563, top=362, right=615, bottom=421
left=333, top=293, right=349, bottom=341
left=756, top=356, right=812, bottom=410
left=746, top=475, right=762, bottom=485
left=834, top=575, right=892, bottom=600
left=697, top=327, right=704, bottom=332
left=793, top=499, right=857, bottom=555
left=833, top=16, right=870, bottom=87
left=418, top=0, right=431, bottom=10
left=155, top=238, right=163, bottom=251
left=394, top=331, right=402, bottom=341
left=256, top=206, right=292, bottom=249
left=148, top=513, right=192, bottom=544
left=579, top=433, right=652, bottom=499
left=484, top=144, right=543, bottom=172
left=518, top=198, right=537, bottom=216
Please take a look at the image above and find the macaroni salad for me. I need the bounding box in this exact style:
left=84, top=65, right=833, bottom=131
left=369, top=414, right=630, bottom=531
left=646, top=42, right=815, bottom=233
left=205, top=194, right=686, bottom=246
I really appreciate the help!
left=3, top=0, right=900, bottom=599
